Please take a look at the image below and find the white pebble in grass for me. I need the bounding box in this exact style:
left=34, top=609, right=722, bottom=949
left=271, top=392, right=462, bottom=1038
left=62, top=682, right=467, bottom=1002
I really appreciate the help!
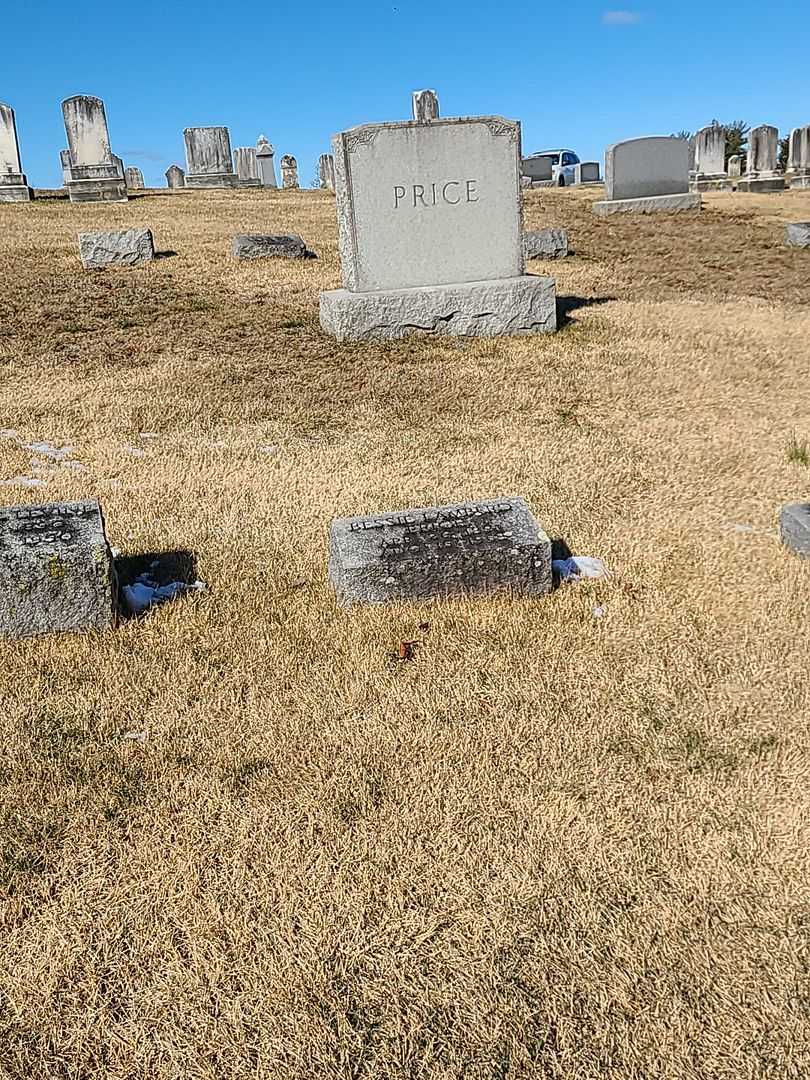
left=1, top=475, right=46, bottom=488
left=122, top=730, right=147, bottom=743
left=259, top=444, right=279, bottom=455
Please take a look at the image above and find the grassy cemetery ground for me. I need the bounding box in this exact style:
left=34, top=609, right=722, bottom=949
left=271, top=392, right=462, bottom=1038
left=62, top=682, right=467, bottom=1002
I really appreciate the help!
left=1, top=184, right=809, bottom=1078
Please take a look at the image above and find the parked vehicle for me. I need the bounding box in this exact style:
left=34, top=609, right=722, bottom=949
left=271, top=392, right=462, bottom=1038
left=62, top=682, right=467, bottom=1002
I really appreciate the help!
left=522, top=149, right=581, bottom=186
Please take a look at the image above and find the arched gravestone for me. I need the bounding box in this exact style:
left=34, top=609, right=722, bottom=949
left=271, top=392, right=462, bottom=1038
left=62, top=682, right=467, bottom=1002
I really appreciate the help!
left=593, top=135, right=700, bottom=215
left=738, top=125, right=785, bottom=193
left=183, top=127, right=240, bottom=188
left=691, top=125, right=731, bottom=192
left=318, top=153, right=335, bottom=190
left=61, top=95, right=127, bottom=203
left=788, top=126, right=810, bottom=189
left=165, top=164, right=185, bottom=188
left=125, top=166, right=144, bottom=190
left=0, top=102, right=31, bottom=202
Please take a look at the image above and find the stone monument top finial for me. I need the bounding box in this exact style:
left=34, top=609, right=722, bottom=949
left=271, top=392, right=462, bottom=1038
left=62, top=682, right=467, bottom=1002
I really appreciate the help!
left=256, top=134, right=274, bottom=155
left=412, top=89, right=440, bottom=123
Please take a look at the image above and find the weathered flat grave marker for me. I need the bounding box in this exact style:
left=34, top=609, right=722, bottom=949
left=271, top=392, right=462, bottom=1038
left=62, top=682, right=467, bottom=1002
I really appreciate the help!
left=329, top=497, right=552, bottom=606
left=79, top=228, right=155, bottom=269
left=232, top=233, right=309, bottom=259
left=780, top=502, right=810, bottom=557
left=0, top=500, right=118, bottom=638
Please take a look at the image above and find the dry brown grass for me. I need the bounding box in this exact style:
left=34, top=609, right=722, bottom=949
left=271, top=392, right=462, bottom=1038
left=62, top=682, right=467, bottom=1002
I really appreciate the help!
left=1, top=184, right=809, bottom=1079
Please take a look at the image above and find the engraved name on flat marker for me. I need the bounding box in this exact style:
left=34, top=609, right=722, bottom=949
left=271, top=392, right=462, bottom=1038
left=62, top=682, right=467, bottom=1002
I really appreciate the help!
left=329, top=497, right=552, bottom=606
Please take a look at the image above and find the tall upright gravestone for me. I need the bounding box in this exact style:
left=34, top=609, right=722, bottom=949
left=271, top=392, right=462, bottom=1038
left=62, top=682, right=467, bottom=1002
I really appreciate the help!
left=592, top=136, right=700, bottom=215
left=183, top=127, right=240, bottom=188
left=234, top=146, right=260, bottom=183
left=0, top=102, right=32, bottom=202
left=256, top=136, right=277, bottom=188
left=125, top=166, right=145, bottom=190
left=691, top=125, right=731, bottom=191
left=738, top=125, right=785, bottom=193
left=318, top=153, right=335, bottom=190
left=319, top=91, right=556, bottom=341
left=165, top=164, right=185, bottom=189
left=788, top=126, right=810, bottom=189
left=280, top=155, right=299, bottom=189
left=61, top=96, right=128, bottom=203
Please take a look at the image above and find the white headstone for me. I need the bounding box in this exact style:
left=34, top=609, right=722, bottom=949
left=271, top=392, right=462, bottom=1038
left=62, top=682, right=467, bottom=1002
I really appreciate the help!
left=694, top=125, right=726, bottom=176
left=0, top=101, right=30, bottom=202
left=319, top=95, right=556, bottom=340
left=256, top=135, right=277, bottom=188
left=60, top=95, right=127, bottom=203
left=318, top=152, right=335, bottom=190
left=234, top=146, right=258, bottom=181
left=332, top=117, right=524, bottom=292
left=728, top=154, right=742, bottom=178
left=183, top=127, right=239, bottom=187
left=788, top=126, right=810, bottom=187
left=605, top=136, right=690, bottom=200
left=747, top=125, right=779, bottom=176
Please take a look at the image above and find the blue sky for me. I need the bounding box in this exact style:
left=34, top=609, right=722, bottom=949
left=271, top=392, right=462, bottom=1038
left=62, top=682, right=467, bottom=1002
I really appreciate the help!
left=4, top=0, right=809, bottom=188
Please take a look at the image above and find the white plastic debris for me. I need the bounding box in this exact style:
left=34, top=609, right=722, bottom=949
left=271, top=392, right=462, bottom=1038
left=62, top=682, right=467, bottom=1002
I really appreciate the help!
left=122, top=572, right=208, bottom=615
left=593, top=605, right=606, bottom=618
left=122, top=730, right=147, bottom=743
left=1, top=475, right=46, bottom=488
left=552, top=556, right=610, bottom=583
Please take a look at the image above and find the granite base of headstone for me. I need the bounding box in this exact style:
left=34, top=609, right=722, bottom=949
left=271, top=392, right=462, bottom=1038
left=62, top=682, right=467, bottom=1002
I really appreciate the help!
left=786, top=223, right=810, bottom=248
left=320, top=98, right=556, bottom=341
left=737, top=176, right=786, bottom=193
left=523, top=228, right=569, bottom=259
left=0, top=500, right=118, bottom=638
left=593, top=192, right=701, bottom=215
left=232, top=234, right=310, bottom=259
left=79, top=228, right=155, bottom=269
left=329, top=497, right=552, bottom=606
left=779, top=502, right=810, bottom=558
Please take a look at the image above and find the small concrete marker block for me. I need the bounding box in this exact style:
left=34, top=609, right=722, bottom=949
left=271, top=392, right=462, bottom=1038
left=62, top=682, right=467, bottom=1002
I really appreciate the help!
left=523, top=228, right=569, bottom=259
left=0, top=499, right=118, bottom=638
left=786, top=223, right=810, bottom=248
left=231, top=234, right=308, bottom=259
left=79, top=228, right=155, bottom=268
left=328, top=497, right=552, bottom=606
left=780, top=502, right=810, bottom=558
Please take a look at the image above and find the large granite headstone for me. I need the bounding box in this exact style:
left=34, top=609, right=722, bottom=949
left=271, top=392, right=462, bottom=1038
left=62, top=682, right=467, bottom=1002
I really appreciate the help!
left=0, top=102, right=32, bottom=203
left=738, top=125, right=785, bottom=193
left=183, top=126, right=240, bottom=188
left=0, top=500, right=118, bottom=638
left=329, top=497, right=552, bottom=606
left=61, top=95, right=127, bottom=203
left=165, top=164, right=185, bottom=188
left=691, top=125, right=730, bottom=191
left=320, top=91, right=556, bottom=340
left=788, top=126, right=810, bottom=189
left=256, top=135, right=277, bottom=188
left=593, top=136, right=700, bottom=215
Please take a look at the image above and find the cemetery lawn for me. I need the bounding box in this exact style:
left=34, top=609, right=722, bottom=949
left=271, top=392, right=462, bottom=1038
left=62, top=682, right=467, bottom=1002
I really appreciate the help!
left=1, top=184, right=810, bottom=1079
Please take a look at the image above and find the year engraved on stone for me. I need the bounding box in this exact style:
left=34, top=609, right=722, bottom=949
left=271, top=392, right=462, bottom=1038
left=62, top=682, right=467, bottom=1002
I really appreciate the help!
left=393, top=179, right=479, bottom=209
